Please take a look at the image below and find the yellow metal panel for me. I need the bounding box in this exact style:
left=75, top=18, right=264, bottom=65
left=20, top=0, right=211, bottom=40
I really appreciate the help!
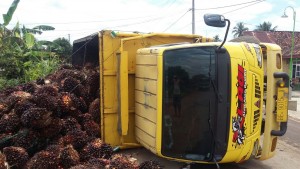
left=136, top=53, right=157, bottom=65
left=135, top=78, right=157, bottom=94
left=235, top=141, right=252, bottom=163
left=135, top=102, right=157, bottom=123
left=100, top=30, right=202, bottom=148
left=125, top=113, right=138, bottom=146
left=136, top=65, right=158, bottom=79
left=228, top=58, right=249, bottom=151
left=135, top=115, right=156, bottom=138
left=219, top=57, right=247, bottom=162
left=135, top=127, right=156, bottom=153
left=218, top=43, right=256, bottom=163
left=259, top=43, right=282, bottom=160
left=101, top=30, right=137, bottom=146
left=137, top=48, right=160, bottom=55
left=103, top=113, right=121, bottom=146
left=225, top=42, right=247, bottom=60
left=128, top=75, right=135, bottom=113
left=135, top=90, right=157, bottom=109
left=118, top=51, right=129, bottom=135
left=240, top=43, right=256, bottom=67
left=103, top=76, right=117, bottom=110
left=156, top=50, right=164, bottom=156
left=102, top=31, right=120, bottom=73
left=249, top=73, right=263, bottom=135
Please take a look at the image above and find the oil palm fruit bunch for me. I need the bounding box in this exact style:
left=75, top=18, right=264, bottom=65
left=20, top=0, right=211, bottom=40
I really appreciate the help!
left=21, top=107, right=53, bottom=129
left=108, top=154, right=139, bottom=169
left=80, top=138, right=103, bottom=161
left=0, top=112, right=20, bottom=134
left=63, top=129, right=89, bottom=149
left=60, top=144, right=80, bottom=168
left=3, top=146, right=29, bottom=169
left=25, top=150, right=60, bottom=169
left=139, top=160, right=163, bottom=169
left=0, top=65, right=162, bottom=168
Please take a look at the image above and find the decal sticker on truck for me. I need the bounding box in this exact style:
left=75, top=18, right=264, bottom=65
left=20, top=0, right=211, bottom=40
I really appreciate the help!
left=232, top=64, right=247, bottom=146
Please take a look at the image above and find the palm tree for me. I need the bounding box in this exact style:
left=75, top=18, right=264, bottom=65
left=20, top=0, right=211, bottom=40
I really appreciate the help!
left=255, top=21, right=277, bottom=32
left=232, top=22, right=249, bottom=38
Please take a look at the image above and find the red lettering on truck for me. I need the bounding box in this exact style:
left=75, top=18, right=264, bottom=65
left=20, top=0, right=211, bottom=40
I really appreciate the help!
left=232, top=64, right=247, bottom=146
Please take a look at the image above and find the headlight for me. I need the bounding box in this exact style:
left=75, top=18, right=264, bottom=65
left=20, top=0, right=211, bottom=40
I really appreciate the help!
left=253, top=44, right=262, bottom=68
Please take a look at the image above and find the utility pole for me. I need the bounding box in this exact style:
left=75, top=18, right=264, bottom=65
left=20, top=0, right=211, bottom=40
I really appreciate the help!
left=192, top=0, right=195, bottom=34
left=68, top=34, right=71, bottom=43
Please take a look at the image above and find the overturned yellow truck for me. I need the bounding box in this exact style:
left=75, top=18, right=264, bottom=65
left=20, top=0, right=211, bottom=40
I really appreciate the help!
left=72, top=14, right=289, bottom=165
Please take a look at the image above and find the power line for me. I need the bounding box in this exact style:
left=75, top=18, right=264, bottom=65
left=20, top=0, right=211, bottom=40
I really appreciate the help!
left=162, top=0, right=265, bottom=33
left=163, top=9, right=191, bottom=32
left=158, top=0, right=172, bottom=6
left=7, top=8, right=186, bottom=26
left=104, top=15, right=168, bottom=29
left=195, top=0, right=264, bottom=10
left=7, top=16, right=159, bottom=26
left=166, top=0, right=178, bottom=8
left=36, top=31, right=97, bottom=38
left=102, top=8, right=188, bottom=30
left=222, top=0, right=266, bottom=15
left=175, top=22, right=192, bottom=32
left=8, top=10, right=186, bottom=34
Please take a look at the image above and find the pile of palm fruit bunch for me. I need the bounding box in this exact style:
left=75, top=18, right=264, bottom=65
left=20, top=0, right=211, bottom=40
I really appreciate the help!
left=0, top=65, right=163, bottom=169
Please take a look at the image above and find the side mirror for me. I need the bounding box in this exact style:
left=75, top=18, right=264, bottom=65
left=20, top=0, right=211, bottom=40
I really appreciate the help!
left=204, top=14, right=226, bottom=28
left=203, top=14, right=230, bottom=51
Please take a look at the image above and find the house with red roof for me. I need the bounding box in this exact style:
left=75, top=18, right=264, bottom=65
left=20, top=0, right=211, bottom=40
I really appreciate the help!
left=240, top=31, right=300, bottom=83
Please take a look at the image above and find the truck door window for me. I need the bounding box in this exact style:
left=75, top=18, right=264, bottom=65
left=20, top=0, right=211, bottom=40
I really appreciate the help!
left=161, top=46, right=217, bottom=161
left=276, top=53, right=282, bottom=69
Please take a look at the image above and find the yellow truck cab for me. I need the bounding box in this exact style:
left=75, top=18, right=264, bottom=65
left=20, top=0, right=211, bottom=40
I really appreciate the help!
left=72, top=14, right=289, bottom=166
left=135, top=41, right=288, bottom=164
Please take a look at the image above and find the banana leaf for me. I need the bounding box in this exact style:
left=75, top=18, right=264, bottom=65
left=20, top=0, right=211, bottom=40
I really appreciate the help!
left=25, top=33, right=35, bottom=49
left=2, top=0, right=20, bottom=26
left=25, top=28, right=42, bottom=35
left=33, top=25, right=55, bottom=31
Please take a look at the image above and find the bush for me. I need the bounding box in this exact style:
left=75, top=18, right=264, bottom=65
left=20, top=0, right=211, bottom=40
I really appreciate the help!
left=0, top=78, right=21, bottom=90
left=24, top=55, right=60, bottom=82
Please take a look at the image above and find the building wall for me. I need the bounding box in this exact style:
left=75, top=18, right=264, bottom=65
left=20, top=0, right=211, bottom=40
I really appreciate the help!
left=282, top=58, right=290, bottom=75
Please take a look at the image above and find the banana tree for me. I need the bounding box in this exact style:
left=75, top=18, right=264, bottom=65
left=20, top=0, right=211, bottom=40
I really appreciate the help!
left=0, top=0, right=61, bottom=88
left=2, top=0, right=20, bottom=26
left=0, top=0, right=21, bottom=47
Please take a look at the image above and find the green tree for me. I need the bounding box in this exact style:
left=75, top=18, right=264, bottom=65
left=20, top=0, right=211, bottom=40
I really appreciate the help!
left=0, top=0, right=23, bottom=80
left=255, top=21, right=277, bottom=31
left=213, top=35, right=222, bottom=42
left=232, top=22, right=249, bottom=38
left=53, top=38, right=72, bottom=62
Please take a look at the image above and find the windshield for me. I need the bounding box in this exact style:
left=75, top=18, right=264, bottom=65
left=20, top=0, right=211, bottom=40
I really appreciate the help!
left=161, top=46, right=217, bottom=161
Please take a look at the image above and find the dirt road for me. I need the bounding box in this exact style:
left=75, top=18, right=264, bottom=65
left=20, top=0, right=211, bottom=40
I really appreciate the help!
left=120, top=118, right=300, bottom=169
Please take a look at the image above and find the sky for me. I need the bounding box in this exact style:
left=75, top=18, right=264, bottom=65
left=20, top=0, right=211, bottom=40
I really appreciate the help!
left=0, top=0, right=299, bottom=43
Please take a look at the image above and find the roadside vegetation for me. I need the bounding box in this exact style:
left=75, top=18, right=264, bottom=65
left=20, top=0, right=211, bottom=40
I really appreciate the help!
left=0, top=0, right=72, bottom=90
